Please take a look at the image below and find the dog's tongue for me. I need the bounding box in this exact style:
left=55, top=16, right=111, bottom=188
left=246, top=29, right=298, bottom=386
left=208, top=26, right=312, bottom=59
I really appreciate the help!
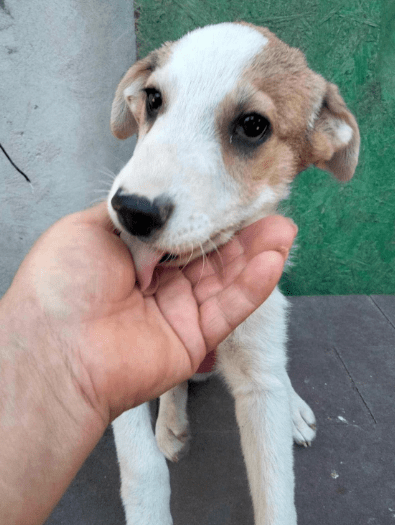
left=120, top=233, right=163, bottom=293
left=133, top=246, right=164, bottom=293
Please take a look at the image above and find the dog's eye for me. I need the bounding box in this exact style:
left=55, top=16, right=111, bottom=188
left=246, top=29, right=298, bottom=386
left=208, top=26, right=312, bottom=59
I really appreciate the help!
left=234, top=113, right=271, bottom=144
left=145, top=88, right=162, bottom=117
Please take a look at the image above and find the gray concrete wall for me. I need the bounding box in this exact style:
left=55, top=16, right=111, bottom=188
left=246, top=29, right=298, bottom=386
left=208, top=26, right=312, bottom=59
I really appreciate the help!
left=0, top=0, right=137, bottom=296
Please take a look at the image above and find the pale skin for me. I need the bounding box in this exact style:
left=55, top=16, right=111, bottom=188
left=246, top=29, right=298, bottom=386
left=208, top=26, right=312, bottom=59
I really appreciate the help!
left=0, top=202, right=297, bottom=525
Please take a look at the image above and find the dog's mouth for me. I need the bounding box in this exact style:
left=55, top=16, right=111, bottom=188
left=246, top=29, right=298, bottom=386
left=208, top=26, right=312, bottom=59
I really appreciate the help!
left=157, top=228, right=238, bottom=267
left=159, top=252, right=180, bottom=264
left=157, top=247, right=203, bottom=267
left=125, top=227, right=239, bottom=294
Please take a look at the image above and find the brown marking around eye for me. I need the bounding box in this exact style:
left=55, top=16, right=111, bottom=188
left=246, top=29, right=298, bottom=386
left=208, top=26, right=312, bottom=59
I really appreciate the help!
left=233, top=24, right=328, bottom=173
left=216, top=81, right=296, bottom=192
left=215, top=24, right=336, bottom=199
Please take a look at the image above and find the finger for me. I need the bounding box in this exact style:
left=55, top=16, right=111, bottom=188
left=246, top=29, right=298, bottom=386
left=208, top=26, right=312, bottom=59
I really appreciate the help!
left=199, top=249, right=286, bottom=351
left=183, top=216, right=297, bottom=300
left=237, top=215, right=297, bottom=261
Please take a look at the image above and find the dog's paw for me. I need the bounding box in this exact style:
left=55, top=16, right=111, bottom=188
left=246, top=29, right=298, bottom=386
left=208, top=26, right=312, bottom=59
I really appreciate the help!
left=155, top=420, right=191, bottom=462
left=291, top=394, right=316, bottom=447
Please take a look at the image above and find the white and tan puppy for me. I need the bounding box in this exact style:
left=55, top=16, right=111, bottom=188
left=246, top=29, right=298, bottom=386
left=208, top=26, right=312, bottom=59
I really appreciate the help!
left=107, top=22, right=359, bottom=525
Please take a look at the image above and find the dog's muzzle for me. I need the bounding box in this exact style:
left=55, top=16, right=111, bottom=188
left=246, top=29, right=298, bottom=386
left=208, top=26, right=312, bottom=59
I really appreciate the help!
left=111, top=188, right=174, bottom=238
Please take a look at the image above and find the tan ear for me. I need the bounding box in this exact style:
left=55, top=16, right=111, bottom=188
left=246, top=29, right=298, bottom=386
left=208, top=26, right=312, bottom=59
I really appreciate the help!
left=311, top=83, right=360, bottom=181
left=110, top=55, right=155, bottom=139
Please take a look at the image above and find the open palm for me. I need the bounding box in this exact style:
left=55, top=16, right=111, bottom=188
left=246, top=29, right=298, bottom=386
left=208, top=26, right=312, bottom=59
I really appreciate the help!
left=10, top=203, right=296, bottom=422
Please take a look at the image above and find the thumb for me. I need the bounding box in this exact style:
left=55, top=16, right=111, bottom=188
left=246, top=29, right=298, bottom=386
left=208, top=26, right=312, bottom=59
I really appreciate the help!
left=73, top=201, right=116, bottom=233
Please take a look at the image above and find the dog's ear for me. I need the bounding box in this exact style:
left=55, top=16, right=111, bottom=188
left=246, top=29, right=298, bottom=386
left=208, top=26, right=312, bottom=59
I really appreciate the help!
left=110, top=54, right=155, bottom=139
left=311, top=83, right=360, bottom=181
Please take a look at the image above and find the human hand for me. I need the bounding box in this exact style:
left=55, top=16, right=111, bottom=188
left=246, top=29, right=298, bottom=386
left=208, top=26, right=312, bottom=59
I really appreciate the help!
left=3, top=202, right=297, bottom=425
left=0, top=202, right=296, bottom=524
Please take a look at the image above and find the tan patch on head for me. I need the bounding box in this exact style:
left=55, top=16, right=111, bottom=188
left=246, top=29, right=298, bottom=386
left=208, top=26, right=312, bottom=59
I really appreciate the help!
left=238, top=23, right=359, bottom=181
left=245, top=28, right=325, bottom=140
left=217, top=84, right=296, bottom=192
left=248, top=139, right=296, bottom=186
left=215, top=38, right=309, bottom=199
left=150, top=41, right=174, bottom=69
left=217, top=22, right=359, bottom=195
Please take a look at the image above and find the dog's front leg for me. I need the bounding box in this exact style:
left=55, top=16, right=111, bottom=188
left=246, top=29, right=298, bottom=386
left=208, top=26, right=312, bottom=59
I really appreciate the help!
left=155, top=381, right=191, bottom=462
left=112, top=403, right=173, bottom=525
left=217, top=288, right=296, bottom=525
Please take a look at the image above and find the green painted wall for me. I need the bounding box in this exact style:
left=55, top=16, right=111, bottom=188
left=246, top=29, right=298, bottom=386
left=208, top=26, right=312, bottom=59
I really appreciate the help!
left=134, top=0, right=395, bottom=295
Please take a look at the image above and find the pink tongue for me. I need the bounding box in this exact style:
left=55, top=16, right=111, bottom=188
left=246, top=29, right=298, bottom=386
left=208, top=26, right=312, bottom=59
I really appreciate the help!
left=120, top=233, right=163, bottom=293
left=133, top=244, right=164, bottom=293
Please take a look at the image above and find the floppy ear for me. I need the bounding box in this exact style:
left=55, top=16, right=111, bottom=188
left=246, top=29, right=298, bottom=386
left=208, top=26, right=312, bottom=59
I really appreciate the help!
left=311, top=83, right=360, bottom=181
left=110, top=55, right=155, bottom=139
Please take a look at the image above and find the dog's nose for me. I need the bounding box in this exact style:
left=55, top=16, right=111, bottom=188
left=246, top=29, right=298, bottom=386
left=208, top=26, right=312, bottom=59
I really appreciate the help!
left=111, top=189, right=174, bottom=238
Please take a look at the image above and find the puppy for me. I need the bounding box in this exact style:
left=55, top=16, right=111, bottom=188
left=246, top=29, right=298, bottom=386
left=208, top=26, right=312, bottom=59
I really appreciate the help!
left=107, top=22, right=359, bottom=525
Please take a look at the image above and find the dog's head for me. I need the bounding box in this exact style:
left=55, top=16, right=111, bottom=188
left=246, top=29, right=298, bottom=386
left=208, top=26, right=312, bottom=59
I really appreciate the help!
left=108, top=22, right=359, bottom=291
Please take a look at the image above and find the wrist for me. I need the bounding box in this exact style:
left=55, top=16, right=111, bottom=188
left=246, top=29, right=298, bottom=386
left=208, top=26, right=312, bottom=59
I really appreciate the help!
left=0, top=291, right=106, bottom=524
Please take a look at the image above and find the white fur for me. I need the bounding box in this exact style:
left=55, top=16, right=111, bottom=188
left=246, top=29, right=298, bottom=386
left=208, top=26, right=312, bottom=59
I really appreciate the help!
left=161, top=23, right=268, bottom=115
left=109, top=24, right=270, bottom=251
left=112, top=404, right=172, bottom=525
left=155, top=381, right=190, bottom=463
left=109, top=23, right=318, bottom=525
left=335, top=120, right=353, bottom=145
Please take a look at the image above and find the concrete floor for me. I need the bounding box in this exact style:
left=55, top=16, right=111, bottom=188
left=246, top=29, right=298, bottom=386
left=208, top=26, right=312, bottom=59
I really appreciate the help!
left=45, top=295, right=395, bottom=525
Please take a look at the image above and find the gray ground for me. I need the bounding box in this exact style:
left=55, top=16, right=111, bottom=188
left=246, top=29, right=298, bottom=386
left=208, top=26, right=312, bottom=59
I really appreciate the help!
left=45, top=295, right=395, bottom=525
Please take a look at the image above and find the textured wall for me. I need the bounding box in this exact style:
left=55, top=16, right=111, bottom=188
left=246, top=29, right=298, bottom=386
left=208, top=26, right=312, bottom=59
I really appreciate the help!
left=0, top=0, right=137, bottom=296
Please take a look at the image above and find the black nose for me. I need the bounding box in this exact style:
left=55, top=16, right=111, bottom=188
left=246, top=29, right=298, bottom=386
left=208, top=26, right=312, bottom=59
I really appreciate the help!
left=111, top=189, right=174, bottom=238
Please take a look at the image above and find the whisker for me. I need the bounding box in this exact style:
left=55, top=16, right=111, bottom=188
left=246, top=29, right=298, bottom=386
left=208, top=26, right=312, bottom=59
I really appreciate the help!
left=90, top=188, right=111, bottom=194
left=90, top=185, right=113, bottom=197
left=94, top=179, right=114, bottom=189
left=88, top=196, right=108, bottom=207
left=197, top=242, right=206, bottom=286
left=88, top=181, right=113, bottom=199
left=181, top=243, right=196, bottom=272
left=105, top=149, right=134, bottom=166
left=208, top=238, right=224, bottom=278
left=94, top=164, right=117, bottom=182
left=87, top=190, right=110, bottom=204
left=95, top=181, right=114, bottom=189
left=97, top=172, right=116, bottom=182
left=94, top=160, right=117, bottom=173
